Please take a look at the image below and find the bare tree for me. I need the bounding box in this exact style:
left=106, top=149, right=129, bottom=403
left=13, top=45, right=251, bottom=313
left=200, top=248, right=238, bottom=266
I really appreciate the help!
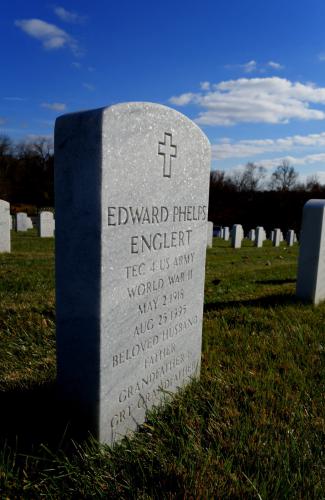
left=228, top=162, right=266, bottom=191
left=0, top=135, right=13, bottom=157
left=210, top=169, right=237, bottom=191
left=270, top=159, right=298, bottom=191
left=306, top=174, right=322, bottom=192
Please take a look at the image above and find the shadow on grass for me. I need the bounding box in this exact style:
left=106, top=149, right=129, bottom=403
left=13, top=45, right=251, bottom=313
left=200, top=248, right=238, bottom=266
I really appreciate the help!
left=0, top=382, right=89, bottom=454
left=256, top=278, right=296, bottom=285
left=204, top=293, right=301, bottom=312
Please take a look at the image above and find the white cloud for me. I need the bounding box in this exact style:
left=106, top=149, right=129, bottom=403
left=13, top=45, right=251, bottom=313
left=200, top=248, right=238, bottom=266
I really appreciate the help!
left=27, top=133, right=53, bottom=141
left=318, top=53, right=325, bottom=61
left=233, top=153, right=325, bottom=171
left=15, top=18, right=78, bottom=53
left=54, top=6, right=86, bottom=23
left=72, top=61, right=81, bottom=69
left=225, top=60, right=284, bottom=74
left=242, top=60, right=257, bottom=73
left=170, top=77, right=325, bottom=126
left=200, top=81, right=210, bottom=91
left=169, top=92, right=196, bottom=106
left=41, top=102, right=66, bottom=111
left=213, top=132, right=325, bottom=160
left=267, top=61, right=284, bottom=70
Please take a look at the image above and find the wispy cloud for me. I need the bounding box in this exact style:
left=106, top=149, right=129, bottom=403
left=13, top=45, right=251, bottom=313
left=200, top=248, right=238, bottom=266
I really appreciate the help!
left=200, top=81, right=210, bottom=91
left=15, top=18, right=79, bottom=54
left=267, top=61, right=284, bottom=70
left=3, top=97, right=26, bottom=101
left=246, top=153, right=325, bottom=170
left=225, top=60, right=284, bottom=74
left=41, top=102, right=66, bottom=111
left=170, top=77, right=325, bottom=126
left=0, top=117, right=7, bottom=125
left=318, top=53, right=325, bottom=61
left=83, top=82, right=95, bottom=91
left=242, top=60, right=257, bottom=73
left=53, top=6, right=86, bottom=24
left=27, top=133, right=53, bottom=141
left=213, top=132, right=325, bottom=160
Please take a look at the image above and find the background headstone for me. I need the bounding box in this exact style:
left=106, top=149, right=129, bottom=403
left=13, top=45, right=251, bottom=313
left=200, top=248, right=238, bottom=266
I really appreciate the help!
left=38, top=211, right=55, bottom=237
left=296, top=199, right=325, bottom=304
left=273, top=228, right=281, bottom=247
left=16, top=212, right=28, bottom=231
left=26, top=216, right=33, bottom=229
left=55, top=102, right=211, bottom=444
left=207, top=221, right=213, bottom=248
left=0, top=200, right=11, bottom=252
left=255, top=226, right=264, bottom=248
left=222, top=227, right=230, bottom=241
left=286, top=229, right=294, bottom=247
left=231, top=224, right=243, bottom=249
left=248, top=229, right=255, bottom=241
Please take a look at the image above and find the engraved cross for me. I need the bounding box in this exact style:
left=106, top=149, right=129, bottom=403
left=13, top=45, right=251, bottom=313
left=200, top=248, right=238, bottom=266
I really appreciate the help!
left=158, top=132, right=177, bottom=178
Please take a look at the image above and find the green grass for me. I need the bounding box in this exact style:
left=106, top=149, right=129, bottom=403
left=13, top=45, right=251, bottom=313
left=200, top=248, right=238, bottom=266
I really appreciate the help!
left=0, top=233, right=324, bottom=498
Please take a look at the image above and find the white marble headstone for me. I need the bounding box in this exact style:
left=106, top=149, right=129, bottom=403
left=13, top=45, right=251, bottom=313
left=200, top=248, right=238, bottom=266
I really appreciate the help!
left=207, top=221, right=213, bottom=248
left=38, top=211, right=54, bottom=237
left=273, top=228, right=281, bottom=247
left=286, top=229, right=294, bottom=247
left=231, top=224, right=243, bottom=249
left=55, top=102, right=211, bottom=444
left=0, top=200, right=11, bottom=252
left=248, top=229, right=255, bottom=241
left=255, top=226, right=264, bottom=248
left=16, top=213, right=28, bottom=231
left=222, top=227, right=230, bottom=241
left=296, top=200, right=325, bottom=304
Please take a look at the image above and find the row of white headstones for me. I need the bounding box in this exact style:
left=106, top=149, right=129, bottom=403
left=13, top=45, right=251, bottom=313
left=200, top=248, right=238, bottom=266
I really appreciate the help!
left=0, top=201, right=55, bottom=252
left=206, top=201, right=325, bottom=306
left=206, top=222, right=297, bottom=249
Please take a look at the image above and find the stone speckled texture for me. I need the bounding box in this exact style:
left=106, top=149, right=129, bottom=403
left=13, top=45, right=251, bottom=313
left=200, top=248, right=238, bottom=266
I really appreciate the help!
left=55, top=102, right=211, bottom=444
left=296, top=199, right=325, bottom=304
left=0, top=200, right=10, bottom=252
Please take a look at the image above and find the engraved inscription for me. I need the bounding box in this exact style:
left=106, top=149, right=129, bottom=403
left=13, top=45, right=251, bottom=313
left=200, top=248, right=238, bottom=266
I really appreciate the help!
left=158, top=133, right=177, bottom=178
left=107, top=204, right=206, bottom=435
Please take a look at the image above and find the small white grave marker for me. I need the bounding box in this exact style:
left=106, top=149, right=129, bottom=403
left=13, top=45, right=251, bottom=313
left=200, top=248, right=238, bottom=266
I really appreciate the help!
left=231, top=224, right=243, bottom=249
left=16, top=213, right=28, bottom=231
left=207, top=221, right=213, bottom=248
left=0, top=200, right=11, bottom=252
left=38, top=211, right=55, bottom=237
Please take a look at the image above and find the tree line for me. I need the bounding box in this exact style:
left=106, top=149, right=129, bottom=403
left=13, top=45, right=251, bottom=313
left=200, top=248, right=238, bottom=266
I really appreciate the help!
left=0, top=134, right=324, bottom=230
left=0, top=134, right=54, bottom=209
left=209, top=161, right=325, bottom=232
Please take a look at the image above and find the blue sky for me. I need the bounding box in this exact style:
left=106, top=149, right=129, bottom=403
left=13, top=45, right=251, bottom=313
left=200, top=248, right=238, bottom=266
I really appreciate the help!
left=2, top=0, right=325, bottom=183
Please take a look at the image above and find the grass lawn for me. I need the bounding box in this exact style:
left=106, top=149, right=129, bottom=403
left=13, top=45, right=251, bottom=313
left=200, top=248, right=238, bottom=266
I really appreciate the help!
left=0, top=232, right=324, bottom=498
